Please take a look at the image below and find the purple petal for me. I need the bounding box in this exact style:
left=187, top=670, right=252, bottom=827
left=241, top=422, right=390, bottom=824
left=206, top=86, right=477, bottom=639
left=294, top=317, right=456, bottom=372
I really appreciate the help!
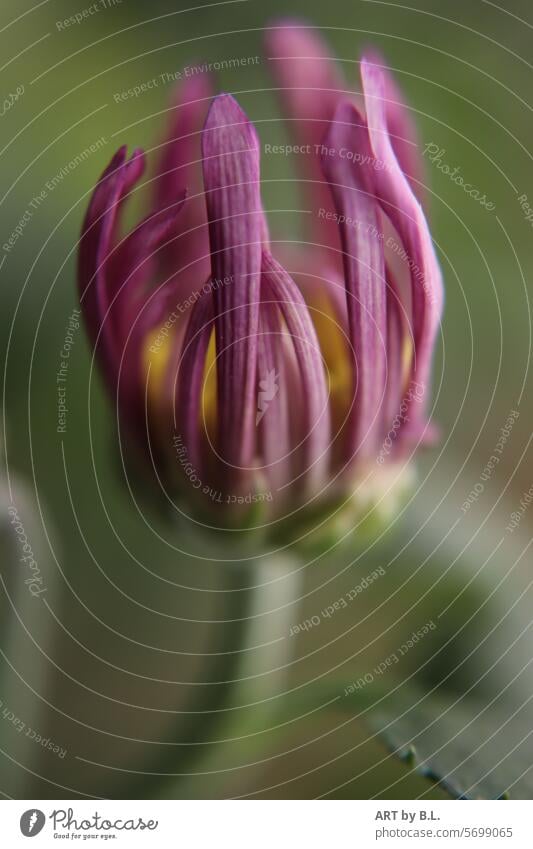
left=78, top=146, right=146, bottom=388
left=321, top=99, right=387, bottom=462
left=201, top=93, right=264, bottom=484
left=256, top=294, right=292, bottom=497
left=112, top=203, right=191, bottom=457
left=153, top=75, right=213, bottom=297
left=265, top=19, right=345, bottom=258
left=174, top=287, right=214, bottom=486
left=108, top=199, right=187, bottom=340
left=361, top=56, right=443, bottom=430
left=154, top=75, right=212, bottom=211
left=364, top=49, right=426, bottom=203
left=384, top=266, right=405, bottom=431
left=261, top=251, right=330, bottom=496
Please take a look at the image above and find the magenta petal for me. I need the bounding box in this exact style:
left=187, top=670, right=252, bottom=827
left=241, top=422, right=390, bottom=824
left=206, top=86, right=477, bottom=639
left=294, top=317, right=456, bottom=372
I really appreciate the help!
left=154, top=75, right=212, bottom=211
left=201, top=94, right=264, bottom=481
left=121, top=147, right=146, bottom=196
left=78, top=146, right=146, bottom=387
left=321, top=100, right=387, bottom=461
left=174, top=288, right=214, bottom=484
left=265, top=19, right=344, bottom=256
left=363, top=49, right=426, bottom=203
left=256, top=296, right=292, bottom=496
left=262, top=251, right=330, bottom=495
left=361, top=56, right=443, bottom=429
left=108, top=198, right=187, bottom=340
left=384, top=266, right=405, bottom=430
left=153, top=75, right=212, bottom=295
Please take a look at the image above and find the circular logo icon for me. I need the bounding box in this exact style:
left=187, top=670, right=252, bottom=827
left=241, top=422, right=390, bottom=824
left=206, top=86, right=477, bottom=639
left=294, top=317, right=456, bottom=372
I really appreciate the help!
left=20, top=810, right=46, bottom=837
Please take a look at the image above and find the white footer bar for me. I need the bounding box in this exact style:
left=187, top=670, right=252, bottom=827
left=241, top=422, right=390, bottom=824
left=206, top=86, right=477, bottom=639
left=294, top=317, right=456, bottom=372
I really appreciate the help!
left=1, top=800, right=530, bottom=847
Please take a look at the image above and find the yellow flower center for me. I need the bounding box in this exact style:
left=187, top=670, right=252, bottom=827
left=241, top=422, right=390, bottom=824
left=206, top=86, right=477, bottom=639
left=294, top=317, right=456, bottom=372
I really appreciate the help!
left=141, top=289, right=359, bottom=445
left=142, top=324, right=218, bottom=440
left=308, top=291, right=353, bottom=425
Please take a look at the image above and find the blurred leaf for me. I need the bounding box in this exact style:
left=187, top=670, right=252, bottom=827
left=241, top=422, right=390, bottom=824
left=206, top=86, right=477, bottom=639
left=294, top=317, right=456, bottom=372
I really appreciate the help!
left=370, top=686, right=533, bottom=800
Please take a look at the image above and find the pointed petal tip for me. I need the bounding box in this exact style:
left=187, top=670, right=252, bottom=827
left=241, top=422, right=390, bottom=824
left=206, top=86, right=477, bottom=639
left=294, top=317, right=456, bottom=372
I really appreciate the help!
left=108, top=146, right=144, bottom=169
left=360, top=48, right=387, bottom=69
left=264, top=16, right=312, bottom=36
left=330, top=96, right=360, bottom=127
left=322, top=97, right=366, bottom=164
left=111, top=145, right=144, bottom=161
left=205, top=92, right=247, bottom=124
left=266, top=15, right=310, bottom=26
left=264, top=18, right=333, bottom=61
left=105, top=145, right=128, bottom=174
left=167, top=69, right=213, bottom=112
left=360, top=54, right=385, bottom=90
left=265, top=18, right=322, bottom=36
left=202, top=93, right=259, bottom=156
left=103, top=146, right=145, bottom=188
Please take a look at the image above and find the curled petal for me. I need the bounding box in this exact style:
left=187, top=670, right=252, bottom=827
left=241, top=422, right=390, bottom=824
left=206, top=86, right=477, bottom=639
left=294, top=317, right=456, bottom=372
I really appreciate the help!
left=202, top=93, right=264, bottom=483
left=364, top=49, right=426, bottom=202
left=78, top=146, right=146, bottom=387
left=361, top=56, right=443, bottom=431
left=111, top=202, right=189, bottom=457
left=321, top=100, right=387, bottom=461
left=118, top=147, right=146, bottom=203
left=108, top=199, right=187, bottom=341
left=261, top=251, right=330, bottom=496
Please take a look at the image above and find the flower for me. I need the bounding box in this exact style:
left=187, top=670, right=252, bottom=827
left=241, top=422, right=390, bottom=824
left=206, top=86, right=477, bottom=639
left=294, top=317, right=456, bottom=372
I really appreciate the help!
left=78, top=21, right=443, bottom=533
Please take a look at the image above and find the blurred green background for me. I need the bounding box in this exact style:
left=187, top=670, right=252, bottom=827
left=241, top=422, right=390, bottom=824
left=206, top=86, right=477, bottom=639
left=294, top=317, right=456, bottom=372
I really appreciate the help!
left=1, top=0, right=533, bottom=799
